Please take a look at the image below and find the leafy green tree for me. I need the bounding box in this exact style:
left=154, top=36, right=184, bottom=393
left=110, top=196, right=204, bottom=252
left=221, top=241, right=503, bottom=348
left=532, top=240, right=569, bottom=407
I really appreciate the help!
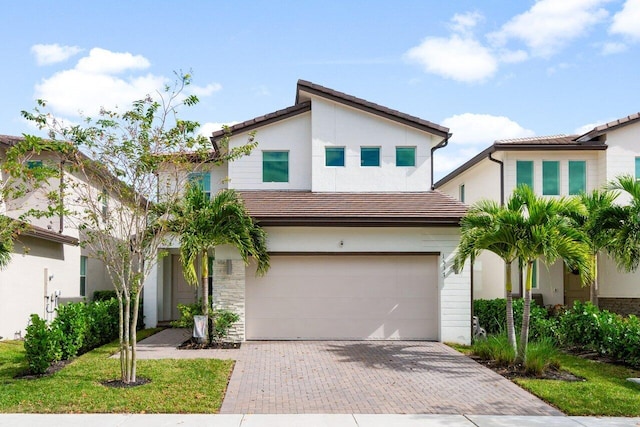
left=167, top=184, right=269, bottom=341
left=21, top=73, right=257, bottom=384
left=607, top=175, right=640, bottom=273
left=510, top=185, right=592, bottom=362
left=453, top=200, right=520, bottom=352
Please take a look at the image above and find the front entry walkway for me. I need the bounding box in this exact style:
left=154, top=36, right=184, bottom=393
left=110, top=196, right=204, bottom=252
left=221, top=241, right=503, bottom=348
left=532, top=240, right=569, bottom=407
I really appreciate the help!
left=136, top=330, right=561, bottom=415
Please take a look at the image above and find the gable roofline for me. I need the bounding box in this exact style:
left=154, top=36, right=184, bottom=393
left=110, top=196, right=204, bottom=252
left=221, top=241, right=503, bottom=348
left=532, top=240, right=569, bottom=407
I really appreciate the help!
left=433, top=134, right=606, bottom=189
left=295, top=80, right=449, bottom=138
left=210, top=101, right=311, bottom=143
left=576, top=112, right=640, bottom=142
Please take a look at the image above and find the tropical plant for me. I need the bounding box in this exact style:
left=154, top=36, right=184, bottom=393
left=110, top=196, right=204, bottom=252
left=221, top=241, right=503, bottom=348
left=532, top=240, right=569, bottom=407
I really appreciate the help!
left=607, top=175, right=640, bottom=273
left=167, top=184, right=269, bottom=341
left=510, top=185, right=592, bottom=362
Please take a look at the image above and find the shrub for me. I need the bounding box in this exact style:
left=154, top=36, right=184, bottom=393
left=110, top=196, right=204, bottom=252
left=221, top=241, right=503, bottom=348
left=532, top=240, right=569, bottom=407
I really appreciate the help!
left=171, top=302, right=203, bottom=328
left=93, top=290, right=117, bottom=301
left=212, top=309, right=240, bottom=342
left=471, top=333, right=516, bottom=366
left=24, top=314, right=61, bottom=374
left=524, top=337, right=560, bottom=376
left=51, top=302, right=89, bottom=359
left=474, top=298, right=556, bottom=341
left=83, top=298, right=119, bottom=352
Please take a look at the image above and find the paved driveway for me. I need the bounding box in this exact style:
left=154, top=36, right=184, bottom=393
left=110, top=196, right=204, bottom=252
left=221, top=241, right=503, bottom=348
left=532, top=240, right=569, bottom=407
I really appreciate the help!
left=136, top=330, right=562, bottom=415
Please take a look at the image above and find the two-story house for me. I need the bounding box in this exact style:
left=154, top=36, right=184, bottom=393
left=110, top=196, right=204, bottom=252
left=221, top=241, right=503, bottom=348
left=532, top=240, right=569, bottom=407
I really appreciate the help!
left=0, top=135, right=115, bottom=339
left=435, top=113, right=640, bottom=316
left=144, top=80, right=471, bottom=344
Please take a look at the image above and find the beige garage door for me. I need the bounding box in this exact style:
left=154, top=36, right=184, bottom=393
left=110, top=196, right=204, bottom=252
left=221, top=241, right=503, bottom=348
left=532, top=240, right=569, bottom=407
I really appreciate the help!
left=245, top=255, right=438, bottom=340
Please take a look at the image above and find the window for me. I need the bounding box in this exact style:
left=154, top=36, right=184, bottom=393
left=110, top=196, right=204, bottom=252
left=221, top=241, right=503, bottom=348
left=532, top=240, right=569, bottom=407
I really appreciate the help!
left=188, top=172, right=211, bottom=198
left=361, top=147, right=380, bottom=167
left=100, top=188, right=109, bottom=219
left=207, top=256, right=214, bottom=297
left=520, top=260, right=538, bottom=290
left=396, top=147, right=416, bottom=167
left=516, top=160, right=534, bottom=188
left=263, top=151, right=289, bottom=182
left=635, top=157, right=640, bottom=180
left=325, top=147, right=345, bottom=167
left=568, top=161, right=586, bottom=195
left=542, top=160, right=559, bottom=195
left=80, top=256, right=87, bottom=297
left=459, top=184, right=465, bottom=203
left=27, top=160, right=43, bottom=169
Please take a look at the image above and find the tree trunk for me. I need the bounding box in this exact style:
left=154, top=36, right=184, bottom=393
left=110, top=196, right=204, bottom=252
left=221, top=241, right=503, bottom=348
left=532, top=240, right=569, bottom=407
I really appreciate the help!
left=117, top=291, right=125, bottom=381
left=590, top=253, right=599, bottom=306
left=130, top=288, right=140, bottom=383
left=518, top=260, right=533, bottom=363
left=505, top=261, right=517, bottom=353
left=201, top=251, right=209, bottom=343
left=123, top=294, right=131, bottom=382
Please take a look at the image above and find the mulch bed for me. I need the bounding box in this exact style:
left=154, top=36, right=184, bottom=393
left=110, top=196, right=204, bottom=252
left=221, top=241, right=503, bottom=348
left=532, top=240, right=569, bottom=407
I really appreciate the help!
left=178, top=338, right=241, bottom=350
left=469, top=355, right=585, bottom=382
left=14, top=359, right=74, bottom=380
left=102, top=377, right=151, bottom=388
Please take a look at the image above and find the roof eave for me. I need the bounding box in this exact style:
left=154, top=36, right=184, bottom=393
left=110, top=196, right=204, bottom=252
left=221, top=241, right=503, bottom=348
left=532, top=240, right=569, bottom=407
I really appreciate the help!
left=254, top=217, right=462, bottom=227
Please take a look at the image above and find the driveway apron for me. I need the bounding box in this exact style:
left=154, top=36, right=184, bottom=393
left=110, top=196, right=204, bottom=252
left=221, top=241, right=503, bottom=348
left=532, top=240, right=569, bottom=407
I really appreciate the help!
left=219, top=341, right=562, bottom=415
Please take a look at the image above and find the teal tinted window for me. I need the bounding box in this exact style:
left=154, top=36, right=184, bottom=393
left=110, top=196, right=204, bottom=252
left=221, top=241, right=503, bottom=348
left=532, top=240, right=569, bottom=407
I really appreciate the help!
left=361, top=147, right=380, bottom=167
left=636, top=157, right=640, bottom=180
left=542, top=161, right=559, bottom=195
left=532, top=261, right=538, bottom=289
left=568, top=161, right=586, bottom=195
left=27, top=160, right=43, bottom=169
left=80, top=256, right=87, bottom=297
left=325, top=147, right=345, bottom=167
left=188, top=172, right=211, bottom=197
left=459, top=184, right=465, bottom=203
left=396, top=147, right=416, bottom=167
left=516, top=161, right=534, bottom=188
left=263, top=151, right=289, bottom=182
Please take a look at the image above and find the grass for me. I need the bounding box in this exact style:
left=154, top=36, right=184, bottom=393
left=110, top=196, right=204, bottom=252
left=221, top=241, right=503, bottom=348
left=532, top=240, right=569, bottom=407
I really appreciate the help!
left=516, top=353, right=640, bottom=416
left=0, top=329, right=235, bottom=413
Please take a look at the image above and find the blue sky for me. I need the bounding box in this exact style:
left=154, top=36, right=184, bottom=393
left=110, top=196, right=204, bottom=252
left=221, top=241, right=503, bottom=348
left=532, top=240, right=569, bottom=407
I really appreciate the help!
left=2, top=0, right=639, bottom=179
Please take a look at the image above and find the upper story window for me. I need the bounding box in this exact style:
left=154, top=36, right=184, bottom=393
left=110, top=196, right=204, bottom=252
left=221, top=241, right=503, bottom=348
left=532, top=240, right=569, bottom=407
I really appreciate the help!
left=459, top=184, right=465, bottom=203
left=188, top=172, right=211, bottom=198
left=635, top=157, right=640, bottom=180
left=516, top=160, right=534, bottom=188
left=80, top=255, right=87, bottom=297
left=568, top=161, right=586, bottom=195
left=27, top=160, right=43, bottom=169
left=542, top=161, right=560, bottom=195
left=361, top=147, right=380, bottom=167
left=396, top=147, right=416, bottom=167
left=325, top=147, right=345, bottom=167
left=263, top=151, right=289, bottom=182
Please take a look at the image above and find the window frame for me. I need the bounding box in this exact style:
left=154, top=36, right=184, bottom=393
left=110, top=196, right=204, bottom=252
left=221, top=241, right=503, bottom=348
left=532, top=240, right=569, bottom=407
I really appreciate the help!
left=80, top=255, right=87, bottom=297
left=568, top=160, right=587, bottom=195
left=395, top=146, right=416, bottom=167
left=262, top=151, right=289, bottom=183
left=325, top=147, right=345, bottom=167
left=635, top=157, right=640, bottom=180
left=187, top=172, right=212, bottom=198
left=360, top=146, right=380, bottom=167
left=459, top=184, right=465, bottom=203
left=516, top=160, right=534, bottom=189
left=542, top=160, right=560, bottom=195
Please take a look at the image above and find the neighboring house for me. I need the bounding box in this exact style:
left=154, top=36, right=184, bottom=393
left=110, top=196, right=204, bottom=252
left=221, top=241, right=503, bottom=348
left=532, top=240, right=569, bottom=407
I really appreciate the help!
left=144, top=80, right=471, bottom=344
left=0, top=135, right=113, bottom=340
left=434, top=112, right=640, bottom=316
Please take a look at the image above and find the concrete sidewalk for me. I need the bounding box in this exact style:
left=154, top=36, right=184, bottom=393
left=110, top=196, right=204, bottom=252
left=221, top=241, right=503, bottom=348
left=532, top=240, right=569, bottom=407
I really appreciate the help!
left=1, top=414, right=640, bottom=426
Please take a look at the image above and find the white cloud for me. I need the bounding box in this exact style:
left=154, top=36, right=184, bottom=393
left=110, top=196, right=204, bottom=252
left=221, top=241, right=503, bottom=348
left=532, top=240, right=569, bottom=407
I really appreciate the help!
left=75, top=48, right=150, bottom=74
left=198, top=121, right=239, bottom=137
left=31, top=43, right=82, bottom=65
left=443, top=113, right=535, bottom=146
left=601, top=41, right=628, bottom=54
left=497, top=49, right=529, bottom=63
left=433, top=147, right=483, bottom=175
left=489, top=0, right=610, bottom=58
left=610, top=0, right=640, bottom=40
left=405, top=35, right=497, bottom=83
left=190, top=83, right=222, bottom=97
left=449, top=11, right=483, bottom=36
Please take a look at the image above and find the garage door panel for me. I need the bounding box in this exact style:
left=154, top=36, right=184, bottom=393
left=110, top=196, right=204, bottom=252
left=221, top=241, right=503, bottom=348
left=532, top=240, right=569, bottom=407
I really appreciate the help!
left=246, top=255, right=438, bottom=340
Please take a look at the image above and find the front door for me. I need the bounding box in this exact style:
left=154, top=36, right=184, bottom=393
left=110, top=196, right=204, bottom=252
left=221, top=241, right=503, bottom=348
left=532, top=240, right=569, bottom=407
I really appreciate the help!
left=564, top=267, right=590, bottom=307
left=172, top=255, right=196, bottom=320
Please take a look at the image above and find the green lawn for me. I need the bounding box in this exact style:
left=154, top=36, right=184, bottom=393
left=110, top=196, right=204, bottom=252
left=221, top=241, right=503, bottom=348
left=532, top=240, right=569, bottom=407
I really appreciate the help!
left=0, top=329, right=234, bottom=413
left=517, top=353, right=640, bottom=416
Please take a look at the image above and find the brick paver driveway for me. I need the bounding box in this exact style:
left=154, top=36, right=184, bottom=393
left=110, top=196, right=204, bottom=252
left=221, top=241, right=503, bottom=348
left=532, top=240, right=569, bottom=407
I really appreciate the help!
left=220, top=341, right=562, bottom=415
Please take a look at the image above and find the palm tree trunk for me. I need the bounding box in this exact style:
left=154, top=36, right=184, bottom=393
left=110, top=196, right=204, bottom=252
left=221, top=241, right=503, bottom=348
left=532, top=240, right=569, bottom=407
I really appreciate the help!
left=518, top=260, right=533, bottom=363
left=201, top=251, right=209, bottom=343
left=505, top=261, right=517, bottom=353
left=590, top=253, right=598, bottom=306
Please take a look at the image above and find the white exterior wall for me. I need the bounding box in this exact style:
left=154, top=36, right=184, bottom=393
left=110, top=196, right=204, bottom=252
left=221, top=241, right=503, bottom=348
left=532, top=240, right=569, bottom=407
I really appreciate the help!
left=604, top=123, right=640, bottom=204
left=0, top=236, right=80, bottom=339
left=310, top=97, right=436, bottom=192
left=226, top=113, right=312, bottom=190
left=264, top=226, right=470, bottom=344
left=598, top=254, right=640, bottom=298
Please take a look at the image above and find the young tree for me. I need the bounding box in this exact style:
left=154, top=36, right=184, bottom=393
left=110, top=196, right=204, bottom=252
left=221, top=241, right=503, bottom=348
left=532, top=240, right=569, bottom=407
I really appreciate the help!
left=167, top=185, right=269, bottom=340
left=22, top=73, right=257, bottom=384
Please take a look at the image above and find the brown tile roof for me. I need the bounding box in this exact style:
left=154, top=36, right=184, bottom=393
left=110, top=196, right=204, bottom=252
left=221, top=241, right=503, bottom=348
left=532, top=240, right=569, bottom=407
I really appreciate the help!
left=210, top=101, right=311, bottom=143
left=296, top=80, right=449, bottom=137
left=576, top=112, right=640, bottom=142
left=22, top=224, right=79, bottom=246
left=0, top=134, right=26, bottom=147
left=238, top=190, right=466, bottom=226
left=495, top=134, right=579, bottom=145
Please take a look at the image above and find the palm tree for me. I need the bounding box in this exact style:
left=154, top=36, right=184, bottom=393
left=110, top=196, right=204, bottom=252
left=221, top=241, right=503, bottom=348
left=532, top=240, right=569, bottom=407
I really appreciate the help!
left=453, top=200, right=521, bottom=352
left=510, top=185, right=592, bottom=361
left=607, top=175, right=640, bottom=273
left=169, top=185, right=270, bottom=339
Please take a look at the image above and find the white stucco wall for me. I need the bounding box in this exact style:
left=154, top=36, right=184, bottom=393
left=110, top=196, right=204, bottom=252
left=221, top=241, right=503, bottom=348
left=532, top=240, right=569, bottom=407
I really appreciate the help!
left=604, top=122, right=640, bottom=205
left=310, top=97, right=437, bottom=192
left=598, top=254, right=640, bottom=298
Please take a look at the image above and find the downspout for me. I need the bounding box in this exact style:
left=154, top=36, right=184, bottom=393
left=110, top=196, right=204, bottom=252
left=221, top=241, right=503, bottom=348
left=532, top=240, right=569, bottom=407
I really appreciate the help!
left=431, top=133, right=452, bottom=190
left=488, top=152, right=504, bottom=206
left=59, top=160, right=65, bottom=233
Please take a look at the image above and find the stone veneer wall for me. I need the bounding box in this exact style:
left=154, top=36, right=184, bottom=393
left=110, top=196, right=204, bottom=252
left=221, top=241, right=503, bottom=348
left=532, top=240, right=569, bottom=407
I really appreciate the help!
left=211, top=259, right=246, bottom=341
left=598, top=298, right=640, bottom=317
